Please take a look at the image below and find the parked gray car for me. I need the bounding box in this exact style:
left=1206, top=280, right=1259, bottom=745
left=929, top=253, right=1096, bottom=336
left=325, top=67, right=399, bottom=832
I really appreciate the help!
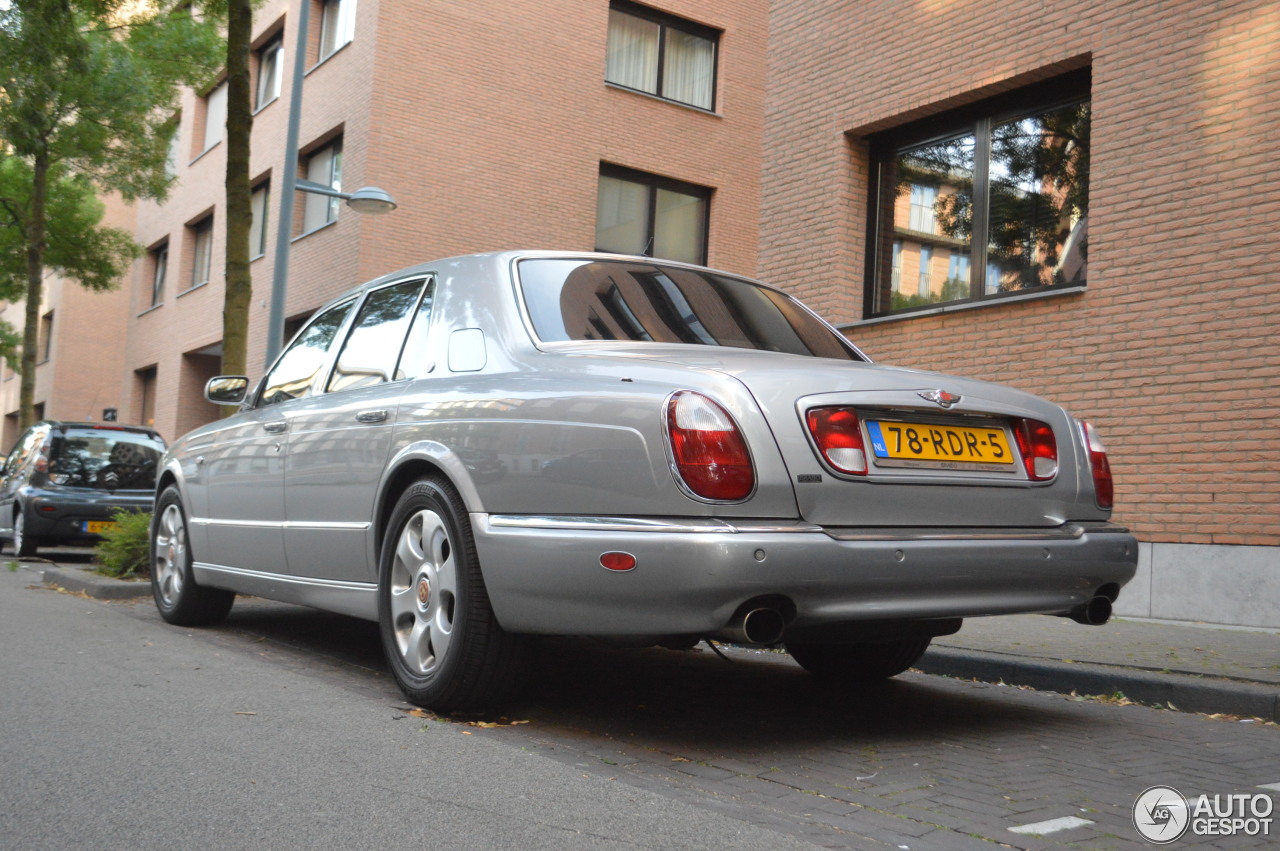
left=152, top=251, right=1137, bottom=709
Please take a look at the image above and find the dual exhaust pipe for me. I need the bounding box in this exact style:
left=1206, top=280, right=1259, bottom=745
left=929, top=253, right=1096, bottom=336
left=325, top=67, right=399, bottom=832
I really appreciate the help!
left=717, top=594, right=1113, bottom=645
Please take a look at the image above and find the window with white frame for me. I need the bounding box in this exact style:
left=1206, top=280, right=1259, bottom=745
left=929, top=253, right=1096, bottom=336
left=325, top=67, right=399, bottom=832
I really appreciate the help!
left=164, top=117, right=181, bottom=178
left=249, top=183, right=270, bottom=258
left=318, top=0, right=356, bottom=61
left=256, top=36, right=283, bottom=109
left=189, top=216, right=213, bottom=289
left=605, top=1, right=717, bottom=110
left=302, top=138, right=342, bottom=233
left=149, top=243, right=169, bottom=307
left=201, top=83, right=226, bottom=153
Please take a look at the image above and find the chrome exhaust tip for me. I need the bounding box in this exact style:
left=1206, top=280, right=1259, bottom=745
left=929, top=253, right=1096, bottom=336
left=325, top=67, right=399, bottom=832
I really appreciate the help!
left=714, top=607, right=786, bottom=645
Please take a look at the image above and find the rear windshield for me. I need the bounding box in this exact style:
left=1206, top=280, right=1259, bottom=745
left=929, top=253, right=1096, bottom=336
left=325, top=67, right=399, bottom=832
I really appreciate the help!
left=519, top=258, right=861, bottom=360
left=49, top=428, right=165, bottom=490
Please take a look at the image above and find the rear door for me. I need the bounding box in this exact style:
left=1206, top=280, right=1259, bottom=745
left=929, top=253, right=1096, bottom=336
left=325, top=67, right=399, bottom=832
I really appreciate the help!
left=283, top=277, right=434, bottom=582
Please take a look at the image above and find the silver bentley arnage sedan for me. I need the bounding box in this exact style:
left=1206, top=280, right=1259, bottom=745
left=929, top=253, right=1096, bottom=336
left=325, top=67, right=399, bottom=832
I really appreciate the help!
left=151, top=251, right=1137, bottom=709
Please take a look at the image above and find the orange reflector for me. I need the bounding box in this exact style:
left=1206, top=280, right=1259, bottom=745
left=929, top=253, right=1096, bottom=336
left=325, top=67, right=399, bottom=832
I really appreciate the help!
left=599, top=552, right=637, bottom=572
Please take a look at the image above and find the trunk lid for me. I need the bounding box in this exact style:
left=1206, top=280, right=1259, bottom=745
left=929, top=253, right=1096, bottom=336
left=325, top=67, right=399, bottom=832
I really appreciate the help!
left=566, top=343, right=1101, bottom=528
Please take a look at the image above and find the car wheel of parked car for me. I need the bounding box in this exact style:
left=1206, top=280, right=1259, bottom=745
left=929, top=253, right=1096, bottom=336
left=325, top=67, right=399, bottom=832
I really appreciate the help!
left=787, top=637, right=932, bottom=681
left=378, top=476, right=527, bottom=710
left=151, top=486, right=235, bottom=626
left=12, top=509, right=38, bottom=558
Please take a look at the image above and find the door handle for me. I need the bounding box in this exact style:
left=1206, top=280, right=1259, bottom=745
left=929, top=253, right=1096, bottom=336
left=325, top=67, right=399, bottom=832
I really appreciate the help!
left=356, top=409, right=389, bottom=423
left=262, top=421, right=288, bottom=434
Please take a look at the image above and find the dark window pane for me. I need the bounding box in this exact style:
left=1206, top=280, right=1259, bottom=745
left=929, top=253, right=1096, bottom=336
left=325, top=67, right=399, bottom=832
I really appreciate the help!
left=988, top=101, right=1090, bottom=291
left=328, top=280, right=423, bottom=392
left=262, top=299, right=353, bottom=405
left=520, top=258, right=859, bottom=360
left=49, top=428, right=165, bottom=490
left=875, top=134, right=975, bottom=313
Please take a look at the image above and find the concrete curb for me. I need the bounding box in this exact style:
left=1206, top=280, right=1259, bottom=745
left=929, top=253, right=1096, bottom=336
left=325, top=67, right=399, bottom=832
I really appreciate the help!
left=917, top=647, right=1280, bottom=722
left=41, top=567, right=151, bottom=601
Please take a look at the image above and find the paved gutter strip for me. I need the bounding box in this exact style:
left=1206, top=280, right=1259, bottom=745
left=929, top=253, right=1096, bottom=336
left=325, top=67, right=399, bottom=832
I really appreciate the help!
left=917, top=646, right=1280, bottom=722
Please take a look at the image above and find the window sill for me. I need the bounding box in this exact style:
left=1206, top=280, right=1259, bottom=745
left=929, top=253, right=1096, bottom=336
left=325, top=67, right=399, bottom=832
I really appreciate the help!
left=177, top=281, right=209, bottom=299
left=292, top=219, right=337, bottom=243
left=845, top=285, right=1087, bottom=328
left=307, top=40, right=351, bottom=76
left=189, top=141, right=220, bottom=166
left=137, top=303, right=164, bottom=318
left=605, top=82, right=719, bottom=117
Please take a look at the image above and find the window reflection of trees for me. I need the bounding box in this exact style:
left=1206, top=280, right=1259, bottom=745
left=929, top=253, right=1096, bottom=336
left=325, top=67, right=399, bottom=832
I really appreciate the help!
left=262, top=299, right=354, bottom=405
left=882, top=99, right=1089, bottom=313
left=538, top=261, right=857, bottom=360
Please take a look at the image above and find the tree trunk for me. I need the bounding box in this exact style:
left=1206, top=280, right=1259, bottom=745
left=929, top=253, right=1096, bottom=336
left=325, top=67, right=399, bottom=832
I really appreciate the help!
left=19, top=151, right=50, bottom=431
left=221, top=0, right=254, bottom=387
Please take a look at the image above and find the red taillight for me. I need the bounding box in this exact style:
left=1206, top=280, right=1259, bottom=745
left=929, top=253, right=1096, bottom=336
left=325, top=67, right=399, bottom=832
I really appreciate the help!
left=665, top=391, right=754, bottom=501
left=1083, top=421, right=1114, bottom=509
left=805, top=406, right=868, bottom=475
left=1013, top=418, right=1057, bottom=481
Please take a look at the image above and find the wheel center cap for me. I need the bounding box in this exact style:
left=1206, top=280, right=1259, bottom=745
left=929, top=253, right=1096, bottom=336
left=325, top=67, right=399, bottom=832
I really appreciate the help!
left=417, top=577, right=431, bottom=606
left=168, top=545, right=176, bottom=563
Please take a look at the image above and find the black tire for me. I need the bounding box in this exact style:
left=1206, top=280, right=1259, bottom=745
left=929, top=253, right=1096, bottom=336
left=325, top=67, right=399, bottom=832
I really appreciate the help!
left=12, top=509, right=39, bottom=558
left=787, top=636, right=932, bottom=681
left=151, top=485, right=234, bottom=626
left=378, top=476, right=527, bottom=710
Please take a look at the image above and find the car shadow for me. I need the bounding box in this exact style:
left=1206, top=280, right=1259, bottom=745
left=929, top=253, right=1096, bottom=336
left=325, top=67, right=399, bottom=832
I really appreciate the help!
left=210, top=602, right=1089, bottom=751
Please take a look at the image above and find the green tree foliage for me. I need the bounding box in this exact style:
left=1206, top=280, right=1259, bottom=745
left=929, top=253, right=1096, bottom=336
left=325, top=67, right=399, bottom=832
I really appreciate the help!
left=0, top=0, right=222, bottom=428
left=94, top=508, right=153, bottom=578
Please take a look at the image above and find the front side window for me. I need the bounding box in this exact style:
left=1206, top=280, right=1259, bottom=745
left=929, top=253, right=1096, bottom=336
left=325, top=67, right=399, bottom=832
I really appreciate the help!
left=596, top=165, right=709, bottom=265
left=302, top=138, right=342, bottom=233
left=606, top=1, right=717, bottom=110
left=327, top=280, right=425, bottom=393
left=261, top=298, right=353, bottom=405
left=868, top=74, right=1090, bottom=316
left=189, top=216, right=213, bottom=289
left=520, top=258, right=860, bottom=361
left=256, top=36, right=283, bottom=109
left=318, top=0, right=356, bottom=61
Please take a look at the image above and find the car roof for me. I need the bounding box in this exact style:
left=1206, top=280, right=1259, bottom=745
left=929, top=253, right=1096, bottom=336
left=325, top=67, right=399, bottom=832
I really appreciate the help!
left=38, top=420, right=163, bottom=437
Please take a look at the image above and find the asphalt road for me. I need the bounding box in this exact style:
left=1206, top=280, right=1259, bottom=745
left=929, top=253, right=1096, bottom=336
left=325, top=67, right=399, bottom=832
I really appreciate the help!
left=3, top=558, right=1278, bottom=849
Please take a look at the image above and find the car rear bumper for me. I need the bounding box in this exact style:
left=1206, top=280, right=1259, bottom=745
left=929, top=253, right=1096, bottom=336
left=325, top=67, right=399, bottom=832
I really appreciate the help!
left=472, top=515, right=1138, bottom=636
left=23, top=490, right=154, bottom=542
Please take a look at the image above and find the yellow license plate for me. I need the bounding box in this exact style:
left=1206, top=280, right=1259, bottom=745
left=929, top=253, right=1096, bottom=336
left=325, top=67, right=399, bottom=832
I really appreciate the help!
left=865, top=420, right=1014, bottom=465
left=83, top=520, right=116, bottom=534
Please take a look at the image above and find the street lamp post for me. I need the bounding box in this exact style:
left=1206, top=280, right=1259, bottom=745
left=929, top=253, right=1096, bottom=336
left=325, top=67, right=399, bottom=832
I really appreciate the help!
left=263, top=0, right=397, bottom=368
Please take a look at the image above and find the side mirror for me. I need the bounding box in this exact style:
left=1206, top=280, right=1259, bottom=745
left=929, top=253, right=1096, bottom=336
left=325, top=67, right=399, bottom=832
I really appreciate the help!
left=205, top=376, right=250, bottom=406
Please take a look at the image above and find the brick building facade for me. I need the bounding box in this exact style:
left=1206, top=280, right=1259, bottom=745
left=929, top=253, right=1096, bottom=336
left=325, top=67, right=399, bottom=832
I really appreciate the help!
left=4, top=0, right=1276, bottom=626
left=760, top=0, right=1279, bottom=627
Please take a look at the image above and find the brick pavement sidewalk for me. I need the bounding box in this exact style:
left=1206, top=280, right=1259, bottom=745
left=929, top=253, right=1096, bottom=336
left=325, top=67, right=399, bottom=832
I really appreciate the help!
left=922, top=614, right=1280, bottom=721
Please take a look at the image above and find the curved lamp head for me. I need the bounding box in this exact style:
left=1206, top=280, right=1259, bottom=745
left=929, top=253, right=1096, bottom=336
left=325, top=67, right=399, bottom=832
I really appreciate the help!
left=345, top=186, right=398, bottom=215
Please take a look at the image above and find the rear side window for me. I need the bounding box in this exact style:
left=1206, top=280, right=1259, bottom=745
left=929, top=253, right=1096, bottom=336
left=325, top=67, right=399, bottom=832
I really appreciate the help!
left=328, top=279, right=426, bottom=393
left=261, top=298, right=355, bottom=405
left=49, top=428, right=166, bottom=490
left=519, top=258, right=861, bottom=360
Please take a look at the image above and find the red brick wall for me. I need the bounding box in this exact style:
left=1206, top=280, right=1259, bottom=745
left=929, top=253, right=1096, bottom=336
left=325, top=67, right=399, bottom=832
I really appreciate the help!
left=761, top=1, right=1280, bottom=546
left=124, top=0, right=768, bottom=441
